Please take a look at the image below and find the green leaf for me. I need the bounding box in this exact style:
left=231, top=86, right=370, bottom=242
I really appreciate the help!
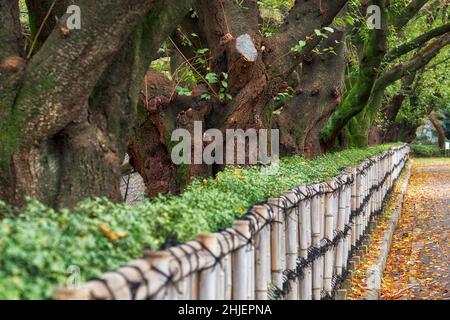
left=205, top=72, right=218, bottom=84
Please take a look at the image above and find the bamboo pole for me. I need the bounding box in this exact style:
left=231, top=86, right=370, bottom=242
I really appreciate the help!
left=351, top=167, right=357, bottom=249
left=356, top=164, right=363, bottom=243
left=224, top=254, right=232, bottom=300
left=335, top=176, right=346, bottom=277
left=216, top=256, right=226, bottom=300
left=248, top=242, right=255, bottom=300
left=311, top=184, right=322, bottom=300
left=198, top=233, right=220, bottom=300
left=298, top=186, right=312, bottom=300
left=269, top=197, right=285, bottom=292
left=343, top=178, right=351, bottom=270
left=284, top=192, right=299, bottom=300
left=254, top=206, right=271, bottom=300
left=232, top=220, right=251, bottom=300
left=324, top=179, right=337, bottom=295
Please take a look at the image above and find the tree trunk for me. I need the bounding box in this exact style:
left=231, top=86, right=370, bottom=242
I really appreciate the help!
left=320, top=0, right=388, bottom=149
left=429, top=112, right=446, bottom=149
left=0, top=0, right=193, bottom=208
left=276, top=29, right=347, bottom=157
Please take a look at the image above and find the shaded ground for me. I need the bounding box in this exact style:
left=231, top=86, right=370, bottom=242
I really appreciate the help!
left=381, top=158, right=450, bottom=300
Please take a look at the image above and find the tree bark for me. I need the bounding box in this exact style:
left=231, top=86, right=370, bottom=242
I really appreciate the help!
left=429, top=112, right=446, bottom=149
left=276, top=29, right=347, bottom=157
left=0, top=0, right=193, bottom=207
left=320, top=0, right=388, bottom=148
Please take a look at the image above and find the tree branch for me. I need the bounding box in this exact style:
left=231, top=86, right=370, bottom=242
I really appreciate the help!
left=25, top=0, right=71, bottom=51
left=385, top=23, right=450, bottom=61
left=0, top=0, right=23, bottom=60
left=390, top=0, right=429, bottom=29
left=263, top=0, right=348, bottom=77
left=375, top=33, right=450, bottom=92
left=320, top=0, right=388, bottom=147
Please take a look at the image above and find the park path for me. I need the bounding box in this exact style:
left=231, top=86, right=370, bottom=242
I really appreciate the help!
left=381, top=159, right=450, bottom=300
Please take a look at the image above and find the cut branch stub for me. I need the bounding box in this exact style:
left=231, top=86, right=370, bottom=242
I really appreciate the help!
left=236, top=34, right=258, bottom=62
left=227, top=33, right=261, bottom=93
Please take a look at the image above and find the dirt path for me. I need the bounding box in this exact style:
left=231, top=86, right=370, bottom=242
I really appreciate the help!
left=381, top=158, right=450, bottom=300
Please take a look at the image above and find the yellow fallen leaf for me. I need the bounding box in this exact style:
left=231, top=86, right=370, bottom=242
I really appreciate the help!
left=99, top=223, right=128, bottom=241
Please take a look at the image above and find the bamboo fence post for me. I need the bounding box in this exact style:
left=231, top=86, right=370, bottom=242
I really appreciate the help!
left=319, top=186, right=325, bottom=294
left=248, top=242, right=255, bottom=300
left=232, top=220, right=251, bottom=300
left=298, top=186, right=312, bottom=300
left=372, top=156, right=378, bottom=217
left=198, top=233, right=220, bottom=300
left=269, top=197, right=285, bottom=292
left=364, top=162, right=370, bottom=232
left=335, top=177, right=346, bottom=277
left=216, top=257, right=226, bottom=300
left=324, top=179, right=337, bottom=295
left=254, top=206, right=271, bottom=300
left=146, top=251, right=173, bottom=300
left=389, top=152, right=393, bottom=190
left=343, top=177, right=351, bottom=270
left=284, top=192, right=299, bottom=300
left=224, top=254, right=232, bottom=300
left=379, top=155, right=384, bottom=210
left=356, top=165, right=363, bottom=242
left=351, top=167, right=358, bottom=249
left=311, top=184, right=322, bottom=300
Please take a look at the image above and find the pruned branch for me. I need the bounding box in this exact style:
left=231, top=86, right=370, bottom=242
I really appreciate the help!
left=385, top=23, right=450, bottom=61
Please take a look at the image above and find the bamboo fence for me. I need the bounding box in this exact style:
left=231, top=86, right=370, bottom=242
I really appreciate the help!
left=56, top=145, right=410, bottom=300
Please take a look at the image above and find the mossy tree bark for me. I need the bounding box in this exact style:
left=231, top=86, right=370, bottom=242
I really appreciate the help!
left=0, top=0, right=193, bottom=208
left=429, top=112, right=446, bottom=149
left=320, top=0, right=388, bottom=149
left=320, top=0, right=444, bottom=149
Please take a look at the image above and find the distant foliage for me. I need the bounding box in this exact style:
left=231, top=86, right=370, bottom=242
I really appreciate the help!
left=411, top=145, right=444, bottom=157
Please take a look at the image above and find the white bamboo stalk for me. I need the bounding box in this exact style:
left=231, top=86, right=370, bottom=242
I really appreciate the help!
left=356, top=165, right=363, bottom=242
left=351, top=167, right=357, bottom=248
left=298, top=186, right=312, bottom=300
left=343, top=179, right=351, bottom=270
left=216, top=257, right=225, bottom=300
left=248, top=242, right=255, bottom=300
left=269, top=197, right=285, bottom=292
left=284, top=192, right=299, bottom=300
left=232, top=220, right=251, bottom=300
left=324, top=179, right=337, bottom=294
left=311, top=185, right=322, bottom=300
left=255, top=206, right=271, bottom=300
left=335, top=177, right=346, bottom=277
left=198, top=233, right=219, bottom=300
left=224, top=254, right=232, bottom=300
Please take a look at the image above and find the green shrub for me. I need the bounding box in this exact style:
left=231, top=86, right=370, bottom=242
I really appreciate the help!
left=411, top=144, right=444, bottom=157
left=0, top=143, right=401, bottom=299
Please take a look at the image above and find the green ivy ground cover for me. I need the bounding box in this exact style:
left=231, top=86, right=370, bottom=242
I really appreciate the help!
left=0, top=143, right=401, bottom=299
